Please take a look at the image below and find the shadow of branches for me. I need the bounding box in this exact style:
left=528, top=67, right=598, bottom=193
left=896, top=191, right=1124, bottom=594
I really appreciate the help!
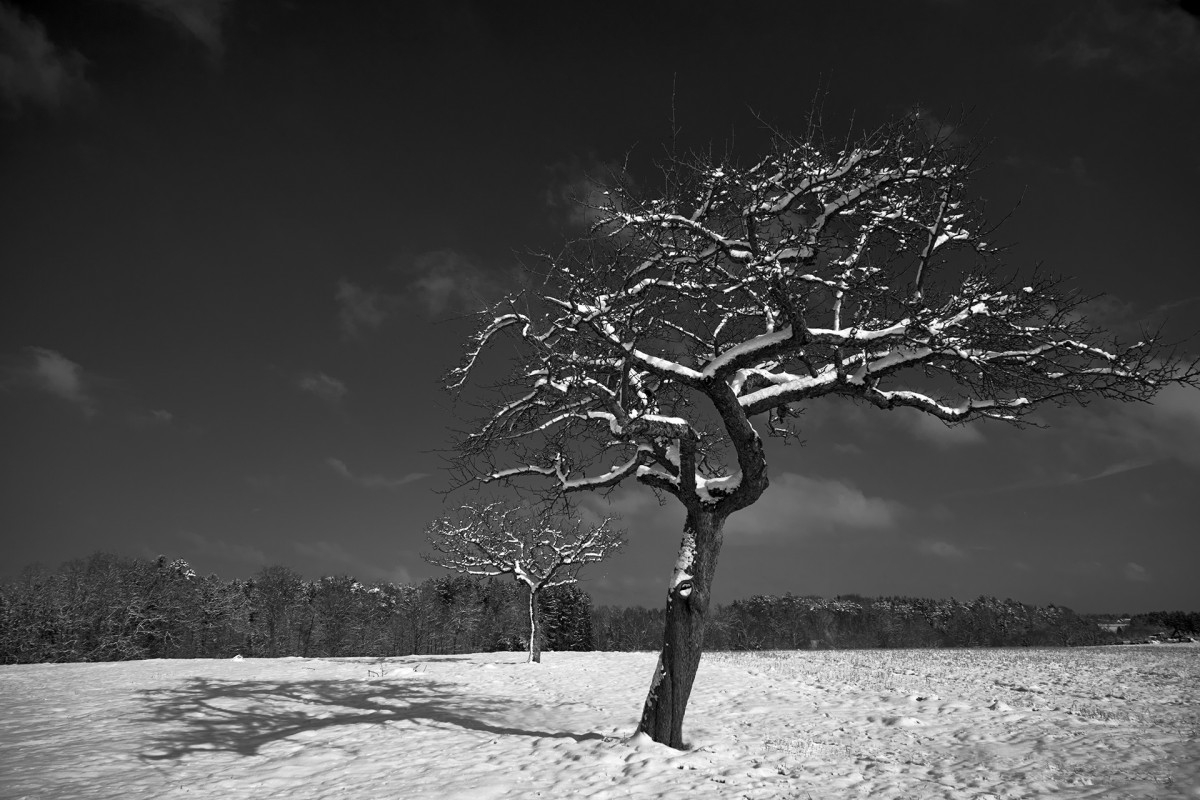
left=137, top=675, right=604, bottom=760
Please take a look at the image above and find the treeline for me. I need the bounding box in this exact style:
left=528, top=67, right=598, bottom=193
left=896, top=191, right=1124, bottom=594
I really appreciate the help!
left=4, top=553, right=1190, bottom=664
left=594, top=594, right=1119, bottom=650
left=0, top=553, right=592, bottom=664
left=1123, top=611, right=1200, bottom=637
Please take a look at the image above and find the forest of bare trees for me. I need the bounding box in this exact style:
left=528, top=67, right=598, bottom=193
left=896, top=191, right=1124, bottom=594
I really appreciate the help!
left=0, top=553, right=593, bottom=664
left=593, top=594, right=1119, bottom=651
left=4, top=552, right=1167, bottom=665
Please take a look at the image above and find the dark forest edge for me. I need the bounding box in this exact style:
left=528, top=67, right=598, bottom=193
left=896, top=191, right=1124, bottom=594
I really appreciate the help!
left=1, top=552, right=1195, bottom=664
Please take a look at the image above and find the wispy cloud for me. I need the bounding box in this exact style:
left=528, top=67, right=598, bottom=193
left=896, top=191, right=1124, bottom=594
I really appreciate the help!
left=0, top=2, right=89, bottom=117
left=917, top=539, right=968, bottom=560
left=3, top=347, right=190, bottom=424
left=1123, top=561, right=1151, bottom=582
left=902, top=409, right=986, bottom=449
left=1070, top=294, right=1137, bottom=327
left=1080, top=457, right=1156, bottom=482
left=725, top=472, right=904, bottom=542
left=943, top=381, right=1200, bottom=499
left=30, top=347, right=93, bottom=411
left=340, top=251, right=518, bottom=329
left=544, top=154, right=631, bottom=230
left=1065, top=383, right=1200, bottom=470
left=905, top=105, right=970, bottom=149
left=405, top=249, right=516, bottom=317
left=1033, top=0, right=1200, bottom=78
left=326, top=457, right=428, bottom=490
left=336, top=279, right=394, bottom=340
left=0, top=0, right=232, bottom=119
left=113, top=0, right=233, bottom=61
left=128, top=408, right=175, bottom=428
left=805, top=397, right=986, bottom=451
left=4, top=347, right=99, bottom=416
left=297, top=372, right=347, bottom=405
left=578, top=471, right=904, bottom=546
left=948, top=454, right=1157, bottom=498
left=1150, top=294, right=1200, bottom=316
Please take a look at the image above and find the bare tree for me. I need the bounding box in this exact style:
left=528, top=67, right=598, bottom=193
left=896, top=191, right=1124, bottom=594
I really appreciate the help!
left=446, top=114, right=1198, bottom=747
left=424, top=502, right=624, bottom=662
left=251, top=565, right=305, bottom=656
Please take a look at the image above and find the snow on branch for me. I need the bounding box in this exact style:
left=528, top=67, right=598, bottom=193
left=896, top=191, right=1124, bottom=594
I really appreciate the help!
left=447, top=114, right=1199, bottom=512
left=423, top=501, right=625, bottom=662
left=423, top=501, right=625, bottom=592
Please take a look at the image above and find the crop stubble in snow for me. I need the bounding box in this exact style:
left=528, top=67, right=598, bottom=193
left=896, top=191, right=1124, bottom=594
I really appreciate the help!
left=0, top=646, right=1196, bottom=798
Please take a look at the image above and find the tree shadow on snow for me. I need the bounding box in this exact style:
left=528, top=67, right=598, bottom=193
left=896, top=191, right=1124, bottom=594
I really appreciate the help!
left=136, top=676, right=605, bottom=760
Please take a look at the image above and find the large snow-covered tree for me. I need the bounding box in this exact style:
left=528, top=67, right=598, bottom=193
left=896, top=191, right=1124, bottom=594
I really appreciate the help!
left=446, top=116, right=1197, bottom=747
left=423, top=502, right=624, bottom=662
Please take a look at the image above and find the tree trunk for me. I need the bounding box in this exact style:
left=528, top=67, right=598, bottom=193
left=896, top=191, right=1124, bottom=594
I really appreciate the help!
left=527, top=587, right=541, bottom=663
left=636, top=508, right=724, bottom=749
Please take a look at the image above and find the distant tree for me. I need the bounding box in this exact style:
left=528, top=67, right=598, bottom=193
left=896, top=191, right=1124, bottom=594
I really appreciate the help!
left=592, top=604, right=665, bottom=651
left=310, top=575, right=363, bottom=656
left=0, top=563, right=66, bottom=663
left=390, top=581, right=441, bottom=655
left=424, top=502, right=623, bottom=662
left=427, top=575, right=486, bottom=653
left=142, top=555, right=200, bottom=657
left=539, top=583, right=595, bottom=651
left=447, top=113, right=1199, bottom=746
left=250, top=565, right=305, bottom=656
left=476, top=576, right=529, bottom=652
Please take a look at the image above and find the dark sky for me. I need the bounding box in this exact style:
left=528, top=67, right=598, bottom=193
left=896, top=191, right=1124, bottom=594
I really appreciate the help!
left=3, top=0, right=1199, bottom=613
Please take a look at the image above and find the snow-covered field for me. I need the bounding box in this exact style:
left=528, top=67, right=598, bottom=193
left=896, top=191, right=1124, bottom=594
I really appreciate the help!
left=1, top=646, right=1197, bottom=799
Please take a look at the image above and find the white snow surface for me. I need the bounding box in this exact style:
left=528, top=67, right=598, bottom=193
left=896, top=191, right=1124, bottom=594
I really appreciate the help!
left=2, top=646, right=1198, bottom=799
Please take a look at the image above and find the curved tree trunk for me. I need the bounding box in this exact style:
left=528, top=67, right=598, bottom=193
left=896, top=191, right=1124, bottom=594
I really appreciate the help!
left=636, top=508, right=724, bottom=748
left=527, top=587, right=542, bottom=663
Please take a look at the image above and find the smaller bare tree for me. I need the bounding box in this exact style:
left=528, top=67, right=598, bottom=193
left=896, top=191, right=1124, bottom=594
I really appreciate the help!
left=424, top=502, right=624, bottom=662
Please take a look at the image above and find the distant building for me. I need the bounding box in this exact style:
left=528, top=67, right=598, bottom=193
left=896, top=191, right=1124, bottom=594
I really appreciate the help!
left=1097, top=619, right=1131, bottom=633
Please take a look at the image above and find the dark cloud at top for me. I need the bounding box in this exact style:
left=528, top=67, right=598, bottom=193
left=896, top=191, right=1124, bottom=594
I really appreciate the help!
left=0, top=1, right=89, bottom=116
left=1034, top=0, right=1200, bottom=77
left=1, top=0, right=233, bottom=119
left=111, top=0, right=232, bottom=60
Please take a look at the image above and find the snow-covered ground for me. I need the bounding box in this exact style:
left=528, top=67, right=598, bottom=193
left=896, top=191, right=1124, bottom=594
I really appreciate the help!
left=1, top=646, right=1197, bottom=799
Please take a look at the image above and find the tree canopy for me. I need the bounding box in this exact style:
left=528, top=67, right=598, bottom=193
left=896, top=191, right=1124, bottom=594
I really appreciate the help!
left=446, top=113, right=1198, bottom=748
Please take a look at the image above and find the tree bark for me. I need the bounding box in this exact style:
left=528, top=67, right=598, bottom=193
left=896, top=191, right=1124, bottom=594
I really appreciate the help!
left=636, top=508, right=724, bottom=749
left=527, top=587, right=542, bottom=663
